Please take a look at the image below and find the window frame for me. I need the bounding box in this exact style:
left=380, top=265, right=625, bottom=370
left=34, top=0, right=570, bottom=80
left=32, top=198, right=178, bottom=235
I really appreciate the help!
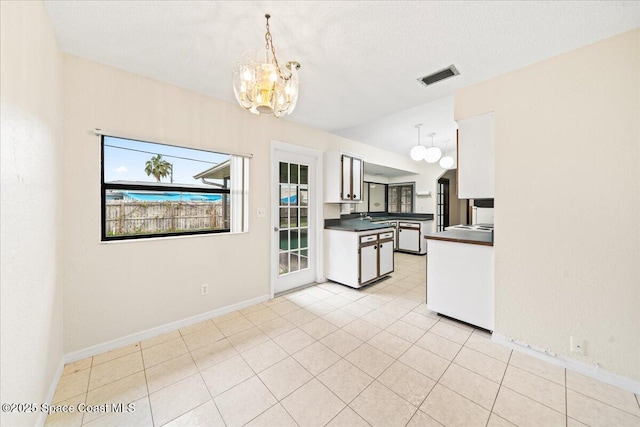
left=100, top=135, right=233, bottom=242
left=387, top=182, right=415, bottom=213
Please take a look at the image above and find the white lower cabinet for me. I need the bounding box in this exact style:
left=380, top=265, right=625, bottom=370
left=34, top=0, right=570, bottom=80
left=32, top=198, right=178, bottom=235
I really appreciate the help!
left=396, top=221, right=431, bottom=254
left=398, top=224, right=420, bottom=252
left=426, top=239, right=494, bottom=330
left=360, top=244, right=378, bottom=284
left=325, top=227, right=395, bottom=288
left=378, top=239, right=394, bottom=276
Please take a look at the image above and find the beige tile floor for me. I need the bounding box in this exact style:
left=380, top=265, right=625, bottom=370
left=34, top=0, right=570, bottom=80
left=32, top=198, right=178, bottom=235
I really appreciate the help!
left=47, top=253, right=640, bottom=427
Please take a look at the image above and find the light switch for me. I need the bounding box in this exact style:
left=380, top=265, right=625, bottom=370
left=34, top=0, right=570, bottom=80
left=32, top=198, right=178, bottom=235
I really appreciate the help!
left=257, top=208, right=266, bottom=218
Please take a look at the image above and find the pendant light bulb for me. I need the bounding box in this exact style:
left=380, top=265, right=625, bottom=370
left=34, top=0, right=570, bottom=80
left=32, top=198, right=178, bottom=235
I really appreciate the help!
left=410, top=124, right=426, bottom=161
left=410, top=145, right=427, bottom=161
left=424, top=133, right=442, bottom=163
left=439, top=155, right=455, bottom=169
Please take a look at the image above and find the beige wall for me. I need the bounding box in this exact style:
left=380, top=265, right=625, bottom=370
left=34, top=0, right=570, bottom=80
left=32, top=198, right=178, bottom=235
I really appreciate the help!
left=0, top=2, right=64, bottom=425
left=62, top=55, right=432, bottom=352
left=455, top=29, right=640, bottom=381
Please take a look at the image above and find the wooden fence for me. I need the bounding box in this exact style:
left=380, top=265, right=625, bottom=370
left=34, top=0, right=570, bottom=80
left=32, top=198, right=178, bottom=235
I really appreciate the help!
left=105, top=201, right=228, bottom=236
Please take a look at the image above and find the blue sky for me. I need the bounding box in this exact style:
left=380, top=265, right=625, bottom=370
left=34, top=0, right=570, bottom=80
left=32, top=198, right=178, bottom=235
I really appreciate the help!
left=103, top=136, right=229, bottom=185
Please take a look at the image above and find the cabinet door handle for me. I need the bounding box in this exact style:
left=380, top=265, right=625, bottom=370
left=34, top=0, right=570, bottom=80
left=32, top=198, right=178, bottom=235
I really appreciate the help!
left=346, top=193, right=350, bottom=198
left=353, top=194, right=357, bottom=199
left=399, top=229, right=402, bottom=232
left=374, top=245, right=377, bottom=249
left=380, top=244, right=383, bottom=248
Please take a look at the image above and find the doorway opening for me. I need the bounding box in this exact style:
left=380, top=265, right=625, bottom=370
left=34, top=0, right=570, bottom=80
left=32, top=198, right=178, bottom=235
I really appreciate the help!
left=437, top=178, right=450, bottom=231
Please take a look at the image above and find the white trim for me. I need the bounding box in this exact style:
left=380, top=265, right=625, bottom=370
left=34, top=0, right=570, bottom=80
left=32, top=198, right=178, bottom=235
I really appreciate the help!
left=64, top=294, right=270, bottom=364
left=270, top=141, right=325, bottom=299
left=36, top=359, right=65, bottom=427
left=94, top=128, right=253, bottom=159
left=492, top=334, right=640, bottom=394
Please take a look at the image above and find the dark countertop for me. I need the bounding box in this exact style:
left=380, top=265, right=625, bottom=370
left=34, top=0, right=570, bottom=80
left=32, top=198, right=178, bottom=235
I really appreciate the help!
left=324, top=219, right=397, bottom=232
left=424, top=230, right=494, bottom=246
left=340, top=213, right=434, bottom=222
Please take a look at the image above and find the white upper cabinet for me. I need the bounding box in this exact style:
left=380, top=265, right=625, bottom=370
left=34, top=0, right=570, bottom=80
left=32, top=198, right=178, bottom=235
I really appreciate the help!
left=325, top=150, right=364, bottom=203
left=457, top=112, right=495, bottom=199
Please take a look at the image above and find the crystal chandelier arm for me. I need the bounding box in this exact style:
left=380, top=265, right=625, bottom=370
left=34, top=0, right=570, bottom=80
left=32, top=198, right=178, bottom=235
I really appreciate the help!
left=264, top=14, right=294, bottom=82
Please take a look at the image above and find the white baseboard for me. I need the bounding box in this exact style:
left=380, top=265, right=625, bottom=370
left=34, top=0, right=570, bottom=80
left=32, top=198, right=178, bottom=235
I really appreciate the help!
left=36, top=359, right=65, bottom=427
left=64, top=294, right=270, bottom=364
left=492, top=334, right=640, bottom=394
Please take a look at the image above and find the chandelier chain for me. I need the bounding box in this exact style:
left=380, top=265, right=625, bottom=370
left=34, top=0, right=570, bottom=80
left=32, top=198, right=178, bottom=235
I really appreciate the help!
left=264, top=14, right=290, bottom=82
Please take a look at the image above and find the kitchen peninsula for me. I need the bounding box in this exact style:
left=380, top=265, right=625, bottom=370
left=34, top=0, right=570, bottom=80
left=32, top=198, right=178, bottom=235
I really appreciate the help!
left=425, top=228, right=494, bottom=330
left=324, top=213, right=434, bottom=289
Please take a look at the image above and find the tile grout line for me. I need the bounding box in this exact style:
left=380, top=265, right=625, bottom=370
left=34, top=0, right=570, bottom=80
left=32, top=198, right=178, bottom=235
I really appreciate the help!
left=565, top=368, right=568, bottom=427
left=364, top=316, right=446, bottom=426
left=567, top=388, right=640, bottom=419
left=485, top=347, right=513, bottom=427
left=187, top=336, right=229, bottom=427
left=410, top=326, right=480, bottom=426
left=81, top=356, right=94, bottom=426
left=240, top=337, right=320, bottom=426
left=307, top=294, right=429, bottom=426
left=138, top=344, right=155, bottom=427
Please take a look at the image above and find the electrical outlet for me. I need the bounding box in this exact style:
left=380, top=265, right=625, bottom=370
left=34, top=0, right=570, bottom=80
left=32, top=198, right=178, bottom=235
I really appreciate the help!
left=201, top=284, right=208, bottom=296
left=570, top=336, right=586, bottom=355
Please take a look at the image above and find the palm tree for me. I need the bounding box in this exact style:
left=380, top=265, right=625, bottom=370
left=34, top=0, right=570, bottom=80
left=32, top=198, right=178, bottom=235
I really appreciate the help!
left=144, top=154, right=172, bottom=182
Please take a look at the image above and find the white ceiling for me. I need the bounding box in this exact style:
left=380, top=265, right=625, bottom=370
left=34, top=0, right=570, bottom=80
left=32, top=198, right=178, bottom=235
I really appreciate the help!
left=44, top=1, right=640, bottom=157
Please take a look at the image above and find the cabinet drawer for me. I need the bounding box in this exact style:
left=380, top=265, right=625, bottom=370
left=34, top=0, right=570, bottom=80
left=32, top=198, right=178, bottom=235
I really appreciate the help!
left=360, top=235, right=377, bottom=244
left=379, top=232, right=394, bottom=240
left=398, top=222, right=420, bottom=228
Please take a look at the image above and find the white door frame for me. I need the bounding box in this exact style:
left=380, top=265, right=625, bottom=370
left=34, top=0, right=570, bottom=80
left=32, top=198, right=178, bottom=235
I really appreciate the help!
left=270, top=140, right=324, bottom=298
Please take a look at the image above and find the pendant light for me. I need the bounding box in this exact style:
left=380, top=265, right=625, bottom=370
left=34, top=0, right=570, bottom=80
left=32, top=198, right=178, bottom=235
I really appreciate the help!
left=439, top=139, right=455, bottom=169
left=424, top=133, right=442, bottom=163
left=232, top=14, right=300, bottom=117
left=410, top=124, right=427, bottom=161
left=439, top=153, right=455, bottom=169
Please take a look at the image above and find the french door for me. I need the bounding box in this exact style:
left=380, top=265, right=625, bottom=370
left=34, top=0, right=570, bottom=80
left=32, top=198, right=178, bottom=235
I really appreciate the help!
left=272, top=150, right=317, bottom=294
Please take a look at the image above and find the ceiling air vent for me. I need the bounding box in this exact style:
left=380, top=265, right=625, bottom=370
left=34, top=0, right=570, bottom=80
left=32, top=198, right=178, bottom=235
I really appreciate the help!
left=418, top=65, right=459, bottom=87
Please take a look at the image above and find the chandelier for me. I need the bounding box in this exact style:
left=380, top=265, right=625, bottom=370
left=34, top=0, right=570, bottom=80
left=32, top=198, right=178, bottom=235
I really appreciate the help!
left=232, top=14, right=300, bottom=117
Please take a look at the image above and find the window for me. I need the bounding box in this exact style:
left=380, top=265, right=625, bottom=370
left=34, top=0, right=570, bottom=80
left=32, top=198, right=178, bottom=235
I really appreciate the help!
left=354, top=182, right=387, bottom=213
left=101, top=135, right=249, bottom=241
left=388, top=183, right=414, bottom=213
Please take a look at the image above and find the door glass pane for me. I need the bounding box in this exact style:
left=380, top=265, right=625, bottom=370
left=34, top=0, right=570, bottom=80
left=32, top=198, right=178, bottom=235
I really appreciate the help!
left=290, top=164, right=299, bottom=184
left=299, top=188, right=308, bottom=206
left=280, top=162, right=288, bottom=183
left=300, top=165, right=308, bottom=185
left=299, top=253, right=308, bottom=270
left=279, top=252, right=289, bottom=274
left=300, top=229, right=308, bottom=249
left=280, top=184, right=295, bottom=206
left=290, top=208, right=299, bottom=228
left=290, top=229, right=299, bottom=250
left=300, top=208, right=308, bottom=227
left=279, top=230, right=289, bottom=251
left=280, top=208, right=289, bottom=228
left=290, top=251, right=300, bottom=272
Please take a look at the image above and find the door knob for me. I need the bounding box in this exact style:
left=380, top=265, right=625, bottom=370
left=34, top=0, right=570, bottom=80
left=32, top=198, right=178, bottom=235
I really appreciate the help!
left=274, top=227, right=279, bottom=232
